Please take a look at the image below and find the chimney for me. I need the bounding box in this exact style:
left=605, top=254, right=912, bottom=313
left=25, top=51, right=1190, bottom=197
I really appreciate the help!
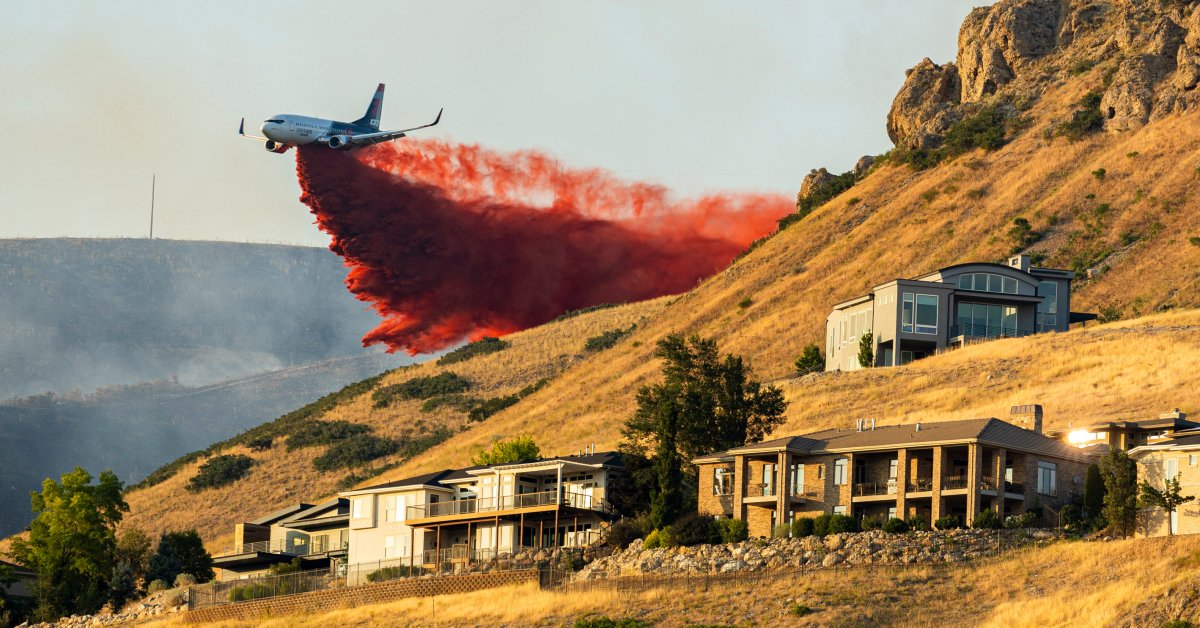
left=1160, top=408, right=1187, bottom=422
left=871, top=418, right=876, bottom=430
left=1010, top=404, right=1044, bottom=434
left=1008, top=254, right=1031, bottom=271
left=855, top=419, right=863, bottom=432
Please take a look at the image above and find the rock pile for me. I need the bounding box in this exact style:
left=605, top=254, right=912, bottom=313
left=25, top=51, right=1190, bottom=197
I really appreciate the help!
left=573, top=528, right=1061, bottom=580
left=17, top=601, right=186, bottom=627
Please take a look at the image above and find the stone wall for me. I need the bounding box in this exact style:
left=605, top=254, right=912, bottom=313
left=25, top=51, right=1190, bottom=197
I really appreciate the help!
left=573, top=529, right=1060, bottom=580
left=183, top=569, right=538, bottom=624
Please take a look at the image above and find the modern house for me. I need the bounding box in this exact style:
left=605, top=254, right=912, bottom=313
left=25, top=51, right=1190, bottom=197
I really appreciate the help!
left=694, top=409, right=1091, bottom=536
left=212, top=498, right=349, bottom=581
left=1048, top=409, right=1198, bottom=452
left=1129, top=430, right=1200, bottom=536
left=0, top=558, right=35, bottom=600
left=825, top=254, right=1082, bottom=371
left=338, top=449, right=621, bottom=582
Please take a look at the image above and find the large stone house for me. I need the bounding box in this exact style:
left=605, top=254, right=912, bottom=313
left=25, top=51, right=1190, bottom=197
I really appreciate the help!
left=825, top=254, right=1084, bottom=371
left=1130, top=430, right=1200, bottom=536
left=694, top=413, right=1091, bottom=537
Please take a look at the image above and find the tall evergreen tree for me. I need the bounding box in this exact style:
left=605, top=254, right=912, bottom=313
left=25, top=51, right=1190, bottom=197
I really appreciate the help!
left=1099, top=449, right=1138, bottom=538
left=857, top=332, right=874, bottom=368
left=7, top=467, right=127, bottom=621
left=145, top=531, right=214, bottom=586
left=1083, top=463, right=1106, bottom=521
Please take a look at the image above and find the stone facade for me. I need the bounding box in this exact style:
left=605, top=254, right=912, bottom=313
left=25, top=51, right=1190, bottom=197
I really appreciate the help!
left=574, top=529, right=1061, bottom=580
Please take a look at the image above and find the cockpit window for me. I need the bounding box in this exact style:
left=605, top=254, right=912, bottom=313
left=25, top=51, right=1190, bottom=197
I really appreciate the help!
left=266, top=119, right=285, bottom=124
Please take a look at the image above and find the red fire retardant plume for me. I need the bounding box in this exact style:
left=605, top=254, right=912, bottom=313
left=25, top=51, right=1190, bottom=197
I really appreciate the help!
left=295, top=140, right=793, bottom=354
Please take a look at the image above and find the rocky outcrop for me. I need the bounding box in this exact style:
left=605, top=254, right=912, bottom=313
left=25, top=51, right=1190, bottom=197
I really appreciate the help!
left=853, top=155, right=877, bottom=178
left=573, top=529, right=1062, bottom=580
left=957, top=0, right=1061, bottom=102
left=887, top=58, right=961, bottom=148
left=797, top=168, right=836, bottom=205
left=1103, top=54, right=1176, bottom=130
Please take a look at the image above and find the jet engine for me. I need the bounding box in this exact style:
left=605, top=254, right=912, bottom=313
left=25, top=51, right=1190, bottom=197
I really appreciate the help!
left=264, top=140, right=290, bottom=154
left=326, top=135, right=353, bottom=150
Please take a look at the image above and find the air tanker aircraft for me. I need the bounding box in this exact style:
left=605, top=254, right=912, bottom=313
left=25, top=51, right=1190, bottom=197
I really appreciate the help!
left=239, top=83, right=441, bottom=153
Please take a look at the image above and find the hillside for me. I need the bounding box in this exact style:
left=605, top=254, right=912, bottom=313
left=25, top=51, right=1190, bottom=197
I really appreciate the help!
left=0, top=238, right=386, bottom=399
left=120, top=0, right=1200, bottom=546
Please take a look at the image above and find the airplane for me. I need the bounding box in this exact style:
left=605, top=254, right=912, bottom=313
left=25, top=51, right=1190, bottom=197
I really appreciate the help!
left=239, top=83, right=441, bottom=153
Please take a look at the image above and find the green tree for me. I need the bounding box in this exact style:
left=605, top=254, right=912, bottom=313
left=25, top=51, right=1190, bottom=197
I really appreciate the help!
left=793, top=344, right=824, bottom=374
left=1140, top=474, right=1196, bottom=536
left=472, top=435, right=541, bottom=465
left=857, top=332, right=874, bottom=368
left=7, top=467, right=128, bottom=621
left=622, top=335, right=787, bottom=527
left=1083, top=463, right=1106, bottom=521
left=109, top=527, right=152, bottom=610
left=1099, top=449, right=1138, bottom=538
left=145, top=531, right=214, bottom=586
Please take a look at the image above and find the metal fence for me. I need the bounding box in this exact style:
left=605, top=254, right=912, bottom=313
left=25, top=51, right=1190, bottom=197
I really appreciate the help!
left=188, top=566, right=340, bottom=609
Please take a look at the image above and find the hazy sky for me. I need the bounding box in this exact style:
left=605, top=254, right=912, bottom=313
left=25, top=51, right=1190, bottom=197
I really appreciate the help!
left=0, top=1, right=978, bottom=247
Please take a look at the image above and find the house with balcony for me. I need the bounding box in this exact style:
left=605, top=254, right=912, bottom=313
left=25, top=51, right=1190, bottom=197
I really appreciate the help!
left=212, top=498, right=349, bottom=581
left=825, top=254, right=1087, bottom=371
left=338, top=449, right=621, bottom=580
left=1129, top=430, right=1200, bottom=536
left=1048, top=409, right=1197, bottom=452
left=695, top=411, right=1091, bottom=536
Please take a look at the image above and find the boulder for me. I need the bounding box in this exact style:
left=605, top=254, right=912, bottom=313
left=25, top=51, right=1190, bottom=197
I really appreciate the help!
left=821, top=552, right=845, bottom=567
left=796, top=167, right=836, bottom=207
left=957, top=0, right=1061, bottom=102
left=1102, top=54, right=1176, bottom=130
left=886, top=58, right=962, bottom=149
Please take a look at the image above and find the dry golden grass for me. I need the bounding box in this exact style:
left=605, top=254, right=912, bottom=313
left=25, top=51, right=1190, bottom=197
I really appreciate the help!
left=151, top=536, right=1200, bottom=627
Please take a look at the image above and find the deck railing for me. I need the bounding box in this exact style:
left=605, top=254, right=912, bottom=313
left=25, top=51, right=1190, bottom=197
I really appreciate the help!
left=942, top=475, right=968, bottom=490
left=852, top=480, right=897, bottom=497
left=219, top=537, right=348, bottom=558
left=906, top=478, right=934, bottom=492
left=406, top=490, right=603, bottom=520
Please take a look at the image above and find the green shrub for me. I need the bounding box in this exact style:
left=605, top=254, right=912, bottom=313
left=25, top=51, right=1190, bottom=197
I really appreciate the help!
left=437, top=336, right=511, bottom=365
left=584, top=325, right=636, bottom=352
left=828, top=514, right=857, bottom=534
left=1008, top=217, right=1040, bottom=252
left=737, top=296, right=754, bottom=309
left=467, top=395, right=520, bottom=422
left=246, top=437, right=273, bottom=452
left=285, top=420, right=371, bottom=450
left=791, top=517, right=814, bottom=538
left=672, top=513, right=721, bottom=546
left=420, top=394, right=478, bottom=413
left=1004, top=512, right=1039, bottom=529
left=642, top=529, right=662, bottom=549
left=812, top=514, right=832, bottom=537
left=173, top=573, right=197, bottom=587
left=773, top=523, right=793, bottom=538
left=972, top=509, right=1003, bottom=529
left=366, top=565, right=415, bottom=582
left=1161, top=620, right=1193, bottom=628
left=228, top=582, right=272, bottom=602
left=890, top=105, right=1010, bottom=171
left=713, top=518, right=749, bottom=544
left=935, top=515, right=961, bottom=530
left=1097, top=302, right=1125, bottom=323
left=793, top=344, right=824, bottom=374
left=906, top=515, right=930, bottom=531
left=146, top=579, right=169, bottom=594
left=860, top=515, right=883, bottom=531
left=795, top=170, right=857, bottom=219
left=573, top=616, right=649, bottom=628
left=1091, top=167, right=1107, bottom=181
left=312, top=434, right=401, bottom=471
left=789, top=603, right=813, bottom=617
left=185, top=454, right=254, bottom=492
left=1190, top=236, right=1200, bottom=247
left=1059, top=91, right=1105, bottom=141
left=882, top=517, right=909, bottom=534
left=606, top=516, right=653, bottom=549
left=372, top=372, right=472, bottom=407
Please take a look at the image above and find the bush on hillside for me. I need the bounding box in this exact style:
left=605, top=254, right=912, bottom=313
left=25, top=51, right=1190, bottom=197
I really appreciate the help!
left=790, top=517, right=814, bottom=538
left=584, top=325, right=636, bottom=352
left=828, top=514, right=858, bottom=534
left=312, top=434, right=401, bottom=471
left=812, top=514, right=831, bottom=537
left=437, top=336, right=511, bottom=365
left=935, top=515, right=962, bottom=530
left=714, top=517, right=749, bottom=544
left=366, top=565, right=416, bottom=582
left=1058, top=91, right=1104, bottom=141
left=906, top=515, right=930, bottom=531
left=889, top=104, right=1011, bottom=170
left=185, top=454, right=254, bottom=492
left=670, top=513, right=721, bottom=546
left=882, top=517, right=909, bottom=534
left=372, top=372, right=472, bottom=407
left=606, top=516, right=653, bottom=549
left=972, top=509, right=1003, bottom=529
left=1004, top=511, right=1039, bottom=529
left=284, top=420, right=371, bottom=451
left=419, top=394, right=478, bottom=413
left=246, top=436, right=273, bottom=452
left=860, top=515, right=883, bottom=531
left=573, top=616, right=649, bottom=628
left=642, top=529, right=663, bottom=549
left=795, top=170, right=857, bottom=219
left=467, top=395, right=521, bottom=423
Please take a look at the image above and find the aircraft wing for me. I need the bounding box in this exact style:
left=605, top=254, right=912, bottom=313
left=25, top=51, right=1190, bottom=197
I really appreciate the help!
left=238, top=118, right=268, bottom=142
left=349, top=108, right=443, bottom=146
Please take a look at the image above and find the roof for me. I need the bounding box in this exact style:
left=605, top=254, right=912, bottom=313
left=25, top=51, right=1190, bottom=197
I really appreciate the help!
left=0, top=558, right=33, bottom=577
left=695, top=418, right=1090, bottom=463
left=278, top=498, right=348, bottom=529
left=249, top=503, right=313, bottom=526
left=343, top=450, right=623, bottom=495
left=1046, top=417, right=1200, bottom=436
left=1130, top=432, right=1200, bottom=456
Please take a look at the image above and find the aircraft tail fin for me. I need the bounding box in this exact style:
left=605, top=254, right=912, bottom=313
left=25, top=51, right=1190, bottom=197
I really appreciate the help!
left=353, top=83, right=385, bottom=130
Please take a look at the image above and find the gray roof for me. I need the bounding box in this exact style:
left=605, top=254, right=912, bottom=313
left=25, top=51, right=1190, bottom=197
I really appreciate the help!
left=249, top=502, right=313, bottom=526
left=696, top=418, right=1090, bottom=463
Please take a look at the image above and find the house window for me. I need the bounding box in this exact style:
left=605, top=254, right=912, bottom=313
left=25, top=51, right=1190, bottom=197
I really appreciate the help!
left=1190, top=455, right=1197, bottom=467
left=713, top=466, right=733, bottom=496
left=352, top=497, right=368, bottom=519
left=834, top=459, right=848, bottom=486
left=790, top=463, right=804, bottom=494
left=384, top=495, right=397, bottom=522
left=384, top=535, right=407, bottom=559
left=833, top=505, right=847, bottom=515
left=1037, top=281, right=1058, bottom=330
left=763, top=463, right=777, bottom=496
left=903, top=293, right=938, bottom=334
left=956, top=303, right=1018, bottom=338
left=817, top=465, right=825, bottom=480
left=1036, top=461, right=1057, bottom=496
left=887, top=507, right=897, bottom=520
left=1166, top=458, right=1179, bottom=481
left=957, top=272, right=1019, bottom=295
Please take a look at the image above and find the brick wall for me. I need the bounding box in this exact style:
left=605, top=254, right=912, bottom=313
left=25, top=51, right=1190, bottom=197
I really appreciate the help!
left=183, top=569, right=538, bottom=624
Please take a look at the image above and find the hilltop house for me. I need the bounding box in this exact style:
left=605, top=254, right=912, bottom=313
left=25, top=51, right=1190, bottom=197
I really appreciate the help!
left=1048, top=409, right=1197, bottom=452
left=1129, top=430, right=1200, bottom=536
left=825, top=254, right=1084, bottom=371
left=338, top=449, right=621, bottom=582
left=211, top=498, right=350, bottom=581
left=694, top=409, right=1091, bottom=536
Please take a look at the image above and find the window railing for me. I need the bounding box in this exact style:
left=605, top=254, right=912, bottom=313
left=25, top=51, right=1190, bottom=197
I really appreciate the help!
left=1004, top=481, right=1025, bottom=494
left=852, top=480, right=897, bottom=497
left=745, top=483, right=777, bottom=498
left=942, top=475, right=968, bottom=490
left=950, top=323, right=1037, bottom=340
left=405, top=490, right=603, bottom=520
left=220, top=537, right=348, bottom=558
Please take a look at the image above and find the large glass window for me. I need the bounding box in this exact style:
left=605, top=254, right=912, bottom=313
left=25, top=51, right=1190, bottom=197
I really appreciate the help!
left=713, top=466, right=733, bottom=496
left=902, top=294, right=914, bottom=333
left=1037, top=461, right=1057, bottom=496
left=915, top=294, right=938, bottom=334
left=956, top=303, right=1018, bottom=337
left=789, top=463, right=804, bottom=494
left=1037, top=281, right=1059, bottom=330
left=957, top=272, right=1019, bottom=295
left=833, top=459, right=848, bottom=486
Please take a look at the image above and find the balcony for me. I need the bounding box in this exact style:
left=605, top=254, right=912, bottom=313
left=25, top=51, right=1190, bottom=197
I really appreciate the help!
left=950, top=323, right=1037, bottom=341
left=942, top=475, right=968, bottom=490
left=852, top=480, right=898, bottom=498
left=743, top=483, right=814, bottom=501
left=1004, top=480, right=1026, bottom=495
left=405, top=490, right=605, bottom=522
left=906, top=478, right=934, bottom=493
left=219, top=538, right=348, bottom=558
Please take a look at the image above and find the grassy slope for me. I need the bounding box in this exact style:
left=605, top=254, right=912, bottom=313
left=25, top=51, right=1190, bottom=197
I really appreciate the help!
left=122, top=60, right=1200, bottom=547
left=147, top=535, right=1200, bottom=627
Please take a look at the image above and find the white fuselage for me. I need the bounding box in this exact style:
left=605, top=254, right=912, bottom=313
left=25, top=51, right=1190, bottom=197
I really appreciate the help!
left=261, top=114, right=354, bottom=147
